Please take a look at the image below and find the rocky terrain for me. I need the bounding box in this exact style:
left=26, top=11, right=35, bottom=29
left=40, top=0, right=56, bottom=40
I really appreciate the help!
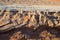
left=0, top=0, right=60, bottom=40
left=0, top=9, right=60, bottom=40
left=0, top=10, right=60, bottom=32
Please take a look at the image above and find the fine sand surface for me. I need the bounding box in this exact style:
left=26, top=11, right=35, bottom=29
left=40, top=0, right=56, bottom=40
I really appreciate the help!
left=47, top=0, right=60, bottom=2
left=0, top=0, right=60, bottom=5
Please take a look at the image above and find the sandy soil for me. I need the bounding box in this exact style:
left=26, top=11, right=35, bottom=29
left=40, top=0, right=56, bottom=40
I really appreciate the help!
left=47, top=0, right=60, bottom=2
left=0, top=0, right=60, bottom=5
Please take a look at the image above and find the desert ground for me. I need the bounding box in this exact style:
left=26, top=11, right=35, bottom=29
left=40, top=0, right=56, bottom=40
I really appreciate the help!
left=0, top=0, right=60, bottom=5
left=0, top=0, right=60, bottom=40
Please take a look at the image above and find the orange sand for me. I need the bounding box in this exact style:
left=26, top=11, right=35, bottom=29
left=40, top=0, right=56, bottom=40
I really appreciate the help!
left=47, top=0, right=60, bottom=2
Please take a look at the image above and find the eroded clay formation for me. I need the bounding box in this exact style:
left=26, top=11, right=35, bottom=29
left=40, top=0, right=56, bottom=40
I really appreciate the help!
left=0, top=9, right=60, bottom=33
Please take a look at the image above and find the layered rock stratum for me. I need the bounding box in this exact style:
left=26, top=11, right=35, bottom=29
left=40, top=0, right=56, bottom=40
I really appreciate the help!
left=0, top=0, right=60, bottom=40
left=0, top=0, right=60, bottom=5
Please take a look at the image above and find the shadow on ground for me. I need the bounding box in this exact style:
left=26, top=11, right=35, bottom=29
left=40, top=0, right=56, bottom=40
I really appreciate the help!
left=0, top=26, right=60, bottom=40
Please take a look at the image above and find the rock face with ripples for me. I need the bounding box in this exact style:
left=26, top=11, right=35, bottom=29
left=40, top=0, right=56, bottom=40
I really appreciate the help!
left=0, top=9, right=60, bottom=33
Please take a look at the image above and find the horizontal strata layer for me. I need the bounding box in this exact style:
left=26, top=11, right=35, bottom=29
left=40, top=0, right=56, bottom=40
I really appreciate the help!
left=0, top=10, right=60, bottom=33
left=1, top=5, right=60, bottom=11
left=0, top=0, right=60, bottom=5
